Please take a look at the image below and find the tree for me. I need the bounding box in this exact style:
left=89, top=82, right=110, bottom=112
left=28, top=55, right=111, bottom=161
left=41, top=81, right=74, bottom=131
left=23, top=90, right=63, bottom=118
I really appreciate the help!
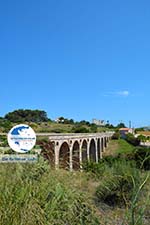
left=105, top=123, right=114, bottom=129
left=78, top=120, right=90, bottom=126
left=0, top=118, right=12, bottom=132
left=5, top=109, right=49, bottom=123
left=90, top=123, right=98, bottom=133
left=57, top=117, right=74, bottom=124
left=116, top=123, right=126, bottom=128
left=63, top=118, right=74, bottom=124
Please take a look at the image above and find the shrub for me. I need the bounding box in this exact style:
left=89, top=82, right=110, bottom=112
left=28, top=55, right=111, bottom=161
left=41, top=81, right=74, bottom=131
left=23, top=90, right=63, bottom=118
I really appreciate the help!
left=125, top=133, right=140, bottom=146
left=90, top=124, right=98, bottom=133
left=111, top=131, right=120, bottom=140
left=126, top=147, right=150, bottom=170
left=95, top=159, right=141, bottom=207
left=82, top=160, right=106, bottom=178
left=71, top=126, right=89, bottom=133
left=0, top=135, right=8, bottom=147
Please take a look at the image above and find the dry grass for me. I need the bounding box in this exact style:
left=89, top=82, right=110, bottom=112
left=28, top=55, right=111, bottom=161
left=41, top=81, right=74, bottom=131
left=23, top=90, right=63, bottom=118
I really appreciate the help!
left=103, top=140, right=120, bottom=157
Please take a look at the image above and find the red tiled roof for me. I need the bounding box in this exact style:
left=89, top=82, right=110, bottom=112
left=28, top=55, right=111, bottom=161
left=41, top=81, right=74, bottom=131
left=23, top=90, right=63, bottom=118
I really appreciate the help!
left=119, top=128, right=130, bottom=131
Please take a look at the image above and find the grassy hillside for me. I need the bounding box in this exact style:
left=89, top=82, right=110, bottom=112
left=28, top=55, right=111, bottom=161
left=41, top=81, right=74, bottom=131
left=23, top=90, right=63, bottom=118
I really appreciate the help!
left=103, top=139, right=134, bottom=157
left=29, top=122, right=112, bottom=133
left=0, top=120, right=111, bottom=134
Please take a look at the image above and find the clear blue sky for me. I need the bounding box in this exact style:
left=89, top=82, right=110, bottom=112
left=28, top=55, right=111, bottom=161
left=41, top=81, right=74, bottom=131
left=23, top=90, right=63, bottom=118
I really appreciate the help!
left=0, top=0, right=150, bottom=127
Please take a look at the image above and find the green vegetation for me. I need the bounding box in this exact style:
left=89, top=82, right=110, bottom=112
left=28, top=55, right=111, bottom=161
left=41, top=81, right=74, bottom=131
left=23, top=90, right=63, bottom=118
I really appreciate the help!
left=126, top=147, right=150, bottom=170
left=83, top=151, right=150, bottom=224
left=102, top=139, right=134, bottom=157
left=4, top=109, right=49, bottom=123
left=116, top=139, right=134, bottom=154
left=36, top=122, right=74, bottom=133
left=95, top=160, right=141, bottom=207
left=137, top=134, right=150, bottom=143
left=0, top=135, right=8, bottom=147
left=116, top=122, right=126, bottom=128
left=125, top=133, right=140, bottom=146
left=0, top=117, right=12, bottom=132
left=0, top=138, right=150, bottom=224
left=0, top=159, right=99, bottom=225
left=0, top=109, right=115, bottom=135
left=104, top=139, right=150, bottom=170
left=111, top=131, right=120, bottom=139
left=71, top=125, right=90, bottom=133
left=1, top=109, right=150, bottom=224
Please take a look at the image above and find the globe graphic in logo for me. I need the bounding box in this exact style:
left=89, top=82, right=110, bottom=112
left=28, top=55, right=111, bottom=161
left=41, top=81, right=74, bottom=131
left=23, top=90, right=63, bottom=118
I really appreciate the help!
left=7, top=124, right=36, bottom=153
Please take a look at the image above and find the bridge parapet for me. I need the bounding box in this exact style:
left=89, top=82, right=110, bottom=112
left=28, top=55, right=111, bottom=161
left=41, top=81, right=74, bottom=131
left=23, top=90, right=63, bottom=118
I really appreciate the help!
left=47, top=132, right=113, bottom=141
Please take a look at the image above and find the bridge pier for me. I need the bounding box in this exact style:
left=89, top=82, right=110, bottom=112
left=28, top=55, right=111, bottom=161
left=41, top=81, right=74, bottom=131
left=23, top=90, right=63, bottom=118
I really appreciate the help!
left=55, top=144, right=59, bottom=170
left=87, top=139, right=90, bottom=162
left=79, top=144, right=83, bottom=170
left=70, top=144, right=73, bottom=171
left=95, top=138, right=98, bottom=163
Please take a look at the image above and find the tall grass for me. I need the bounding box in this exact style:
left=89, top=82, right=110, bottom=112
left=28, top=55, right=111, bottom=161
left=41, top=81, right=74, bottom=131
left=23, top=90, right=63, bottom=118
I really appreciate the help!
left=124, top=173, right=150, bottom=225
left=84, top=156, right=150, bottom=224
left=0, top=158, right=100, bottom=225
left=95, top=159, right=141, bottom=207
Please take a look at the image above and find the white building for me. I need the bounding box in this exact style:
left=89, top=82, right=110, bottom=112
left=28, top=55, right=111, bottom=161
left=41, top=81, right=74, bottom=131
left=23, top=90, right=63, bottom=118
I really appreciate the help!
left=92, top=119, right=105, bottom=126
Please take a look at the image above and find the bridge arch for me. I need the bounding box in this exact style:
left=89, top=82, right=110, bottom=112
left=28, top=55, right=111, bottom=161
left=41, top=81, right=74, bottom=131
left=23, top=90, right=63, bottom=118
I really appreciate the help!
left=104, top=137, right=107, bottom=148
left=81, top=139, right=88, bottom=163
left=89, top=139, right=96, bottom=162
left=72, top=140, right=80, bottom=170
left=59, top=142, right=70, bottom=169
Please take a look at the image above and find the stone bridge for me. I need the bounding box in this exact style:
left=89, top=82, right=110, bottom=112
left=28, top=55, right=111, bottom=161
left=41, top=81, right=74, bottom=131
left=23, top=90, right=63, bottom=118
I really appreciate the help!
left=37, top=132, right=113, bottom=170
